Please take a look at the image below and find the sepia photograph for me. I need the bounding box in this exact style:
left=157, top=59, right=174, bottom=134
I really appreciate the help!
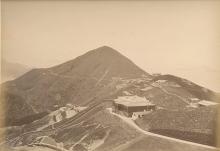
left=1, top=0, right=220, bottom=151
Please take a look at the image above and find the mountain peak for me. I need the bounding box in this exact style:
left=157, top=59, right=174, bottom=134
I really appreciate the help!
left=97, top=45, right=114, bottom=50
left=88, top=46, right=120, bottom=56
left=50, top=46, right=148, bottom=79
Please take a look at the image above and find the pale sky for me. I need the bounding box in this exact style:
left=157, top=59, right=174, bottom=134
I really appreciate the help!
left=2, top=1, right=220, bottom=91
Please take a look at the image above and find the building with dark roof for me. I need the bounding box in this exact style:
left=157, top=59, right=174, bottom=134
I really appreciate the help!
left=113, top=95, right=156, bottom=117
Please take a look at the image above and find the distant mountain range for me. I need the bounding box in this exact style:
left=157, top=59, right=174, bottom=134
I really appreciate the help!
left=1, top=59, right=31, bottom=82
left=0, top=46, right=219, bottom=151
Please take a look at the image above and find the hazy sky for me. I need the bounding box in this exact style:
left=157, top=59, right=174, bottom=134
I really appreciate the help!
left=2, top=1, right=220, bottom=91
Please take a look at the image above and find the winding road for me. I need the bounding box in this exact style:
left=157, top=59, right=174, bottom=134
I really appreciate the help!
left=109, top=109, right=218, bottom=150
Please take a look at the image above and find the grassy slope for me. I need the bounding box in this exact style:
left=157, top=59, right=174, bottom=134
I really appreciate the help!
left=135, top=106, right=218, bottom=146
left=118, top=135, right=217, bottom=151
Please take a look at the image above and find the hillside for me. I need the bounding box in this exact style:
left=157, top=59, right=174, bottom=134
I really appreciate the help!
left=1, top=102, right=140, bottom=151
left=1, top=46, right=149, bottom=123
left=135, top=106, right=218, bottom=146
left=107, top=74, right=218, bottom=110
left=104, top=74, right=218, bottom=146
left=1, top=102, right=217, bottom=151
left=152, top=74, right=218, bottom=101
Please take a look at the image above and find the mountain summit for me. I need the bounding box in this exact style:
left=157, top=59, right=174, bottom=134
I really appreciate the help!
left=50, top=46, right=149, bottom=79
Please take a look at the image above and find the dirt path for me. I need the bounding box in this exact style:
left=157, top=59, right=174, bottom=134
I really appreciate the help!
left=108, top=109, right=217, bottom=150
